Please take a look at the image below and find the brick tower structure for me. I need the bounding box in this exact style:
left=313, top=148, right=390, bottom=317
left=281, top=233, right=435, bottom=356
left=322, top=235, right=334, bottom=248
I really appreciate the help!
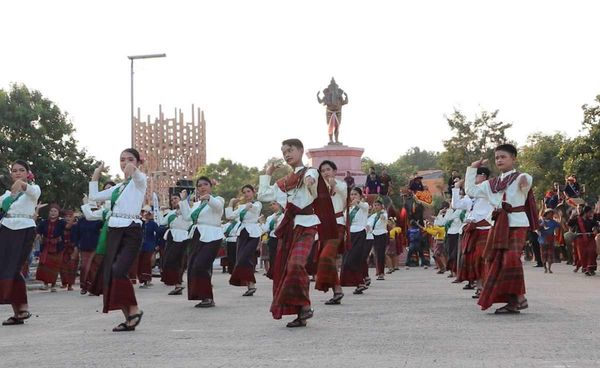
left=133, top=105, right=206, bottom=207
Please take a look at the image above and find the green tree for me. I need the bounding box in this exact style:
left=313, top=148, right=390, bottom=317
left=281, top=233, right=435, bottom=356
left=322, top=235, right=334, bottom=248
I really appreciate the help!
left=0, top=84, right=101, bottom=210
left=439, top=109, right=512, bottom=175
left=196, top=158, right=260, bottom=202
left=562, top=95, right=600, bottom=200
left=395, top=147, right=439, bottom=172
left=519, top=132, right=570, bottom=199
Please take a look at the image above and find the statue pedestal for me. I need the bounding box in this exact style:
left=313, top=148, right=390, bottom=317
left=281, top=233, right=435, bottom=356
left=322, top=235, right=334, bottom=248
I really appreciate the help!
left=306, top=144, right=366, bottom=184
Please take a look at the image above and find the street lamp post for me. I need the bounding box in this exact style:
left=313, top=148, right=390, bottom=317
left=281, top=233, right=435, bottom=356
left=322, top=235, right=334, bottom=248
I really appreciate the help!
left=127, top=53, right=166, bottom=147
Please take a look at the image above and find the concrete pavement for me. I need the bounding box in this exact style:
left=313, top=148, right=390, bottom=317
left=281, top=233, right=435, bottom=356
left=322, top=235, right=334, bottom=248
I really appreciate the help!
left=1, top=261, right=599, bottom=368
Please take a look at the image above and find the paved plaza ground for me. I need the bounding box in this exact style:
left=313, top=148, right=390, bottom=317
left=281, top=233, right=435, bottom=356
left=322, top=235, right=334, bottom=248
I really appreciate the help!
left=1, top=261, right=599, bottom=368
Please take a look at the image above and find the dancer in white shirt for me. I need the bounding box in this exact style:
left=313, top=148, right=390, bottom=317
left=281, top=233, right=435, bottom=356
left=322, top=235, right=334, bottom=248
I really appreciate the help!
left=368, top=199, right=389, bottom=281
left=227, top=185, right=263, bottom=296
left=340, top=187, right=370, bottom=295
left=0, top=160, right=40, bottom=326
left=89, top=149, right=146, bottom=332
left=466, top=144, right=537, bottom=314
left=316, top=160, right=348, bottom=305
left=179, top=177, right=224, bottom=308
left=260, top=201, right=284, bottom=278
left=452, top=167, right=493, bottom=297
left=158, top=194, right=192, bottom=296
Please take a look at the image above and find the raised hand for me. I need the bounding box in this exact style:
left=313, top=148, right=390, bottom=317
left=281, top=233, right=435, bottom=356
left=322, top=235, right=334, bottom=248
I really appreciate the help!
left=123, top=163, right=136, bottom=179
left=266, top=162, right=280, bottom=176
left=304, top=176, right=316, bottom=187
left=92, top=162, right=105, bottom=181
left=179, top=189, right=188, bottom=201
left=470, top=159, right=488, bottom=168
left=11, top=179, right=26, bottom=194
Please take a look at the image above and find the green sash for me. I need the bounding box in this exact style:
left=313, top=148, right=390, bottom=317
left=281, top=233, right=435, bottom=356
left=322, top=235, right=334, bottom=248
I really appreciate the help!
left=2, top=192, right=24, bottom=213
left=190, top=200, right=209, bottom=223
left=110, top=179, right=131, bottom=211
left=239, top=202, right=254, bottom=223
left=96, top=209, right=110, bottom=255
left=224, top=220, right=238, bottom=237
left=269, top=212, right=282, bottom=232
left=167, top=212, right=177, bottom=227
left=371, top=211, right=383, bottom=228
left=444, top=210, right=466, bottom=233
left=349, top=205, right=360, bottom=224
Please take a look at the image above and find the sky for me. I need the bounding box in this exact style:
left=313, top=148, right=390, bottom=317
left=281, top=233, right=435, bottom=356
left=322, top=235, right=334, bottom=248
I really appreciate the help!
left=2, top=1, right=600, bottom=175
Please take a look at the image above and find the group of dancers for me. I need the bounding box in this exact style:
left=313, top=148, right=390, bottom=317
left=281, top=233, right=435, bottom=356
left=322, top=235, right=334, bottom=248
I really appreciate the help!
left=2, top=139, right=589, bottom=331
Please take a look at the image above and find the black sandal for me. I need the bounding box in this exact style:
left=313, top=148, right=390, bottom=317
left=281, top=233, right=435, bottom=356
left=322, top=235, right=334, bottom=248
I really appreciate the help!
left=127, top=311, right=144, bottom=328
left=168, top=287, right=185, bottom=295
left=517, top=299, right=529, bottom=310
left=242, top=288, right=257, bottom=297
left=286, top=318, right=307, bottom=328
left=112, top=322, right=135, bottom=332
left=195, top=299, right=215, bottom=308
left=298, top=308, right=314, bottom=321
left=325, top=293, right=344, bottom=305
left=2, top=317, right=24, bottom=326
left=494, top=306, right=520, bottom=314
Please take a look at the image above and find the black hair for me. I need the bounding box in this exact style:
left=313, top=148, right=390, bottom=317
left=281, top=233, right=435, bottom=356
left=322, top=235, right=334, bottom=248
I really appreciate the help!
left=122, top=148, right=141, bottom=162
left=196, top=176, right=212, bottom=187
left=440, top=201, right=450, bottom=209
left=351, top=187, right=363, bottom=197
left=477, top=167, right=491, bottom=178
left=495, top=144, right=518, bottom=157
left=374, top=199, right=383, bottom=206
left=12, top=159, right=30, bottom=172
left=103, top=181, right=116, bottom=189
left=281, top=138, right=304, bottom=150
left=319, top=160, right=337, bottom=171
left=242, top=184, right=255, bottom=192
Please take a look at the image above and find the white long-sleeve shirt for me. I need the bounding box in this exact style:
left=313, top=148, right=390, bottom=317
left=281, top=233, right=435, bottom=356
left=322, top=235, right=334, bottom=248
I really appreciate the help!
left=89, top=169, right=147, bottom=228
left=180, top=195, right=224, bottom=242
left=261, top=211, right=284, bottom=238
left=368, top=211, right=389, bottom=236
left=465, top=167, right=532, bottom=228
left=222, top=221, right=241, bottom=242
left=349, top=201, right=369, bottom=233
left=441, top=208, right=464, bottom=235
left=258, top=166, right=320, bottom=228
left=225, top=201, right=263, bottom=238
left=0, top=184, right=41, bottom=230
left=451, top=188, right=493, bottom=230
left=330, top=178, right=348, bottom=226
left=158, top=209, right=192, bottom=242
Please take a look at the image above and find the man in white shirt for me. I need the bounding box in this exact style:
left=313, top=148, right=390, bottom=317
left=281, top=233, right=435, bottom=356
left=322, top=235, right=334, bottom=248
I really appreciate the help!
left=258, top=139, right=337, bottom=328
left=452, top=167, right=493, bottom=296
left=466, top=144, right=538, bottom=314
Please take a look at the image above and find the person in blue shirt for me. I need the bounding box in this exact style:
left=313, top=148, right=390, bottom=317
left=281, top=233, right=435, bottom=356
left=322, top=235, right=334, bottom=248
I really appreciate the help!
left=405, top=220, right=426, bottom=268
left=538, top=209, right=561, bottom=274
left=73, top=213, right=103, bottom=295
left=138, top=208, right=158, bottom=288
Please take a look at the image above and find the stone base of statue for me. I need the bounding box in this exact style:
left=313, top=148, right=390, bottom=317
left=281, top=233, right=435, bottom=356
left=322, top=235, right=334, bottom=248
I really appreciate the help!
left=306, top=144, right=366, bottom=184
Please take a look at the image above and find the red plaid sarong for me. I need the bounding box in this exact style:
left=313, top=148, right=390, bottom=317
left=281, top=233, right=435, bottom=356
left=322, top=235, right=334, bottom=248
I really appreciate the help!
left=60, top=244, right=78, bottom=286
left=574, top=236, right=597, bottom=273
left=540, top=237, right=555, bottom=264
left=36, top=251, right=62, bottom=284
left=137, top=251, right=154, bottom=283
left=85, top=254, right=104, bottom=295
left=270, top=226, right=317, bottom=319
left=478, top=227, right=527, bottom=310
left=457, top=224, right=489, bottom=283
left=315, top=224, right=345, bottom=292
